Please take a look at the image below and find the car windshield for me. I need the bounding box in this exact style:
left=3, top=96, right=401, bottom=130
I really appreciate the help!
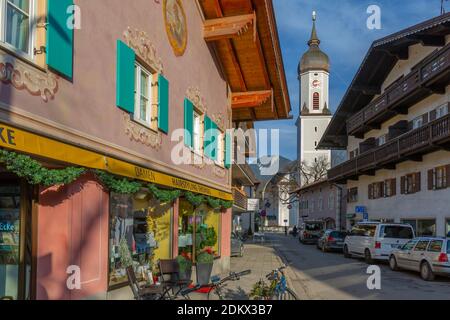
left=305, top=223, right=323, bottom=231
left=330, top=231, right=346, bottom=238
left=380, top=226, right=414, bottom=239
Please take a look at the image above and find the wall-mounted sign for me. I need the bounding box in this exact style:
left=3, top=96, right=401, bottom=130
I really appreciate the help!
left=355, top=206, right=367, bottom=214
left=247, top=199, right=260, bottom=211
left=163, top=0, right=188, bottom=56
left=0, top=221, right=15, bottom=232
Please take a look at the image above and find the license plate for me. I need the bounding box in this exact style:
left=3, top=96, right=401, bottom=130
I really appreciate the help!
left=336, top=242, right=343, bottom=245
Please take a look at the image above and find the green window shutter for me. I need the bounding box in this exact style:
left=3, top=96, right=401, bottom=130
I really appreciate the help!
left=204, top=116, right=212, bottom=158
left=47, top=0, right=74, bottom=79
left=158, top=74, right=169, bottom=133
left=224, top=132, right=232, bottom=169
left=116, top=40, right=135, bottom=113
left=184, top=99, right=194, bottom=147
left=211, top=121, right=218, bottom=161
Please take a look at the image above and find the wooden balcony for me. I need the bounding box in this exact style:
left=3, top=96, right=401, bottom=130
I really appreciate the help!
left=347, top=44, right=450, bottom=138
left=232, top=187, right=248, bottom=211
left=329, top=113, right=450, bottom=182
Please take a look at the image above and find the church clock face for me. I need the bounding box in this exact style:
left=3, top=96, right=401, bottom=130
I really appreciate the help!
left=312, top=80, right=321, bottom=88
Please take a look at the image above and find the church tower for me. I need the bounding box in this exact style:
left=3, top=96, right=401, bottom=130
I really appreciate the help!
left=296, top=12, right=332, bottom=185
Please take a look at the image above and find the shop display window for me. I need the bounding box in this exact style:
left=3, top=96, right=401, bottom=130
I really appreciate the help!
left=178, top=200, right=220, bottom=263
left=109, top=192, right=173, bottom=287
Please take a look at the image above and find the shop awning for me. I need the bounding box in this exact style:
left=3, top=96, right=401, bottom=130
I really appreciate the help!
left=0, top=122, right=233, bottom=201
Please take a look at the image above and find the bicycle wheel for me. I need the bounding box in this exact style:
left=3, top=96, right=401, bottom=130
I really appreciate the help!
left=207, top=286, right=223, bottom=300
left=271, top=288, right=298, bottom=300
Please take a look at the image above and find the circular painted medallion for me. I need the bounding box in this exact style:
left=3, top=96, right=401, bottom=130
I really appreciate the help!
left=163, top=0, right=188, bottom=57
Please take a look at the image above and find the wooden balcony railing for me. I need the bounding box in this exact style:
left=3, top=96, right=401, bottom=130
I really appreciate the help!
left=329, top=113, right=450, bottom=182
left=347, top=44, right=450, bottom=137
left=232, top=187, right=248, bottom=210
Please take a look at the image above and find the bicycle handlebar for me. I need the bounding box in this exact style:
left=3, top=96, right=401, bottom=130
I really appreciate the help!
left=265, top=265, right=287, bottom=278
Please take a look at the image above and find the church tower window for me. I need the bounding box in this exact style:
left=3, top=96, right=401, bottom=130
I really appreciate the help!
left=313, top=92, right=320, bottom=110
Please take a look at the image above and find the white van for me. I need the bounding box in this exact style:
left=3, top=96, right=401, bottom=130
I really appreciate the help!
left=343, top=222, right=415, bottom=264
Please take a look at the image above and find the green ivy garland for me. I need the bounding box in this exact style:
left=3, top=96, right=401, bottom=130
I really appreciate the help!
left=94, top=170, right=142, bottom=194
left=184, top=191, right=206, bottom=207
left=0, top=149, right=85, bottom=187
left=0, top=149, right=234, bottom=209
left=148, top=184, right=181, bottom=203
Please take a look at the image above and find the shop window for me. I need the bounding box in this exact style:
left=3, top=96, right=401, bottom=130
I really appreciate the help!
left=0, top=184, right=21, bottom=299
left=313, top=92, right=320, bottom=110
left=0, top=0, right=35, bottom=57
left=403, top=219, right=436, bottom=237
left=178, top=200, right=220, bottom=264
left=418, top=220, right=436, bottom=237
left=109, top=192, right=173, bottom=287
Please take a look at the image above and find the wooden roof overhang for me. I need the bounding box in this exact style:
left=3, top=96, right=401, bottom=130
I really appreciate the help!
left=198, top=0, right=291, bottom=123
left=318, top=13, right=450, bottom=150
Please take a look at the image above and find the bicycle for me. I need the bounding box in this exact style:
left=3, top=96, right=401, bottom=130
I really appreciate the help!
left=251, top=265, right=298, bottom=300
left=180, top=270, right=252, bottom=300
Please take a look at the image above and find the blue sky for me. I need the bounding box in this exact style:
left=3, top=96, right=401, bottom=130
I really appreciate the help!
left=255, top=0, right=449, bottom=161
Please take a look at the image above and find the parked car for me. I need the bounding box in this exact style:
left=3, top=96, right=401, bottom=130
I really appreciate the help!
left=299, top=220, right=325, bottom=244
left=389, top=237, right=450, bottom=281
left=231, top=232, right=244, bottom=257
left=343, top=222, right=415, bottom=264
left=317, top=230, right=347, bottom=252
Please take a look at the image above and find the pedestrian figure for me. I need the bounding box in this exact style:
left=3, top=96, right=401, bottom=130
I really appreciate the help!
left=293, top=225, right=298, bottom=237
left=285, top=226, right=288, bottom=236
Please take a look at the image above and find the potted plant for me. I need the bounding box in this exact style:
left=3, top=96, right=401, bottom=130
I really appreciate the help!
left=196, top=248, right=214, bottom=286
left=176, top=252, right=193, bottom=281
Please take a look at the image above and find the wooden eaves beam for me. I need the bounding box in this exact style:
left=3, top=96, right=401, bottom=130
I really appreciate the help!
left=231, top=90, right=273, bottom=109
left=203, top=12, right=257, bottom=42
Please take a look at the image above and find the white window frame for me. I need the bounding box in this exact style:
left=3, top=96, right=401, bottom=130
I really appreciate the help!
left=0, top=0, right=37, bottom=60
left=215, top=130, right=224, bottom=166
left=378, top=135, right=386, bottom=146
left=412, top=116, right=423, bottom=130
left=436, top=104, right=448, bottom=119
left=134, top=62, right=153, bottom=128
left=192, top=111, right=202, bottom=155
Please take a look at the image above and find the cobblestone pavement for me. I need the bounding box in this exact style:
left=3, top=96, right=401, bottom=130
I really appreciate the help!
left=190, top=235, right=295, bottom=300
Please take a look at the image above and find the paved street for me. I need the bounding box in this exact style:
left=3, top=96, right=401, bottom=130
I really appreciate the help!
left=190, top=240, right=287, bottom=300
left=266, top=233, right=450, bottom=300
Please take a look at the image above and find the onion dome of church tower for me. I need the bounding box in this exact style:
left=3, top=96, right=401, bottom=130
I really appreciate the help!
left=298, top=12, right=330, bottom=74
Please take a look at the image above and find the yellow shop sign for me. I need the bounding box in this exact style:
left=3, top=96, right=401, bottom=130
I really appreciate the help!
left=0, top=123, right=232, bottom=201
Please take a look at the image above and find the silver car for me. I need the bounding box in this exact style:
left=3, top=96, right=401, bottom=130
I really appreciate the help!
left=389, top=237, right=450, bottom=281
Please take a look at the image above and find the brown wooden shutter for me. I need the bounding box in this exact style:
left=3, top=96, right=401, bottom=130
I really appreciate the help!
left=422, top=113, right=429, bottom=125
left=415, top=172, right=421, bottom=193
left=430, top=110, right=437, bottom=121
left=428, top=169, right=435, bottom=190
left=446, top=165, right=450, bottom=188
left=401, top=176, right=406, bottom=194
left=391, top=178, right=397, bottom=196
left=368, top=184, right=373, bottom=200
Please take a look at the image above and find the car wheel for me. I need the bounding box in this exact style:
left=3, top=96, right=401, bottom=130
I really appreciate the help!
left=364, top=249, right=374, bottom=264
left=420, top=262, right=435, bottom=281
left=389, top=255, right=399, bottom=271
left=343, top=245, right=351, bottom=258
